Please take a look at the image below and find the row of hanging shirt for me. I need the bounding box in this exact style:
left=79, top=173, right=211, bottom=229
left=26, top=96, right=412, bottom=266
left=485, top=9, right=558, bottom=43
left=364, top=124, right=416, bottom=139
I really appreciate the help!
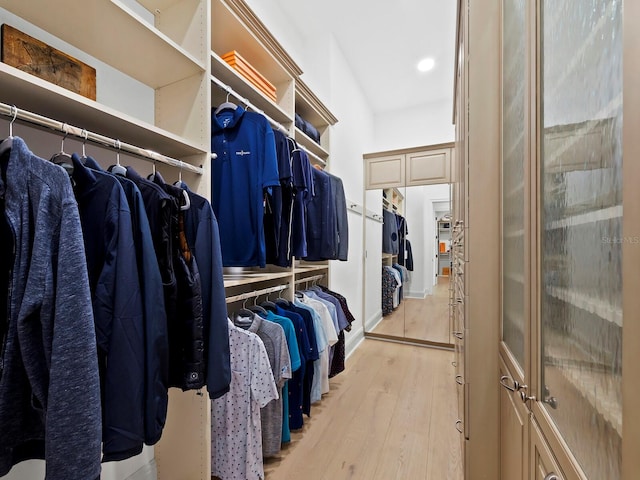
left=211, top=103, right=349, bottom=268
left=212, top=283, right=355, bottom=480
left=0, top=135, right=231, bottom=480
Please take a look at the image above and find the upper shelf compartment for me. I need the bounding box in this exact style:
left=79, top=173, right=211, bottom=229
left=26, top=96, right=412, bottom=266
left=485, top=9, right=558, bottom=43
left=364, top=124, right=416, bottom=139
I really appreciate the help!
left=0, top=62, right=206, bottom=158
left=211, top=52, right=292, bottom=126
left=294, top=77, right=337, bottom=159
left=3, top=0, right=206, bottom=89
left=211, top=0, right=300, bottom=118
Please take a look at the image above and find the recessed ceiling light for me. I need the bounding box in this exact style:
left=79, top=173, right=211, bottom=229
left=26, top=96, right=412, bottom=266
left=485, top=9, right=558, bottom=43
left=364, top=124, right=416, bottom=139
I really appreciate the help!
left=417, top=57, right=435, bottom=72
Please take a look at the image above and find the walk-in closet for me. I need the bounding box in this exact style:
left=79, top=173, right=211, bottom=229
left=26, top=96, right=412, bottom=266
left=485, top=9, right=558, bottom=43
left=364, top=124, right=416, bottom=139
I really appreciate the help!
left=2, top=0, right=638, bottom=479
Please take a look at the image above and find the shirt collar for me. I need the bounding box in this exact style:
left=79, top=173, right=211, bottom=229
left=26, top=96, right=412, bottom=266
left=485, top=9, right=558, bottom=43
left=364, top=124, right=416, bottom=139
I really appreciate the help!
left=212, top=105, right=246, bottom=132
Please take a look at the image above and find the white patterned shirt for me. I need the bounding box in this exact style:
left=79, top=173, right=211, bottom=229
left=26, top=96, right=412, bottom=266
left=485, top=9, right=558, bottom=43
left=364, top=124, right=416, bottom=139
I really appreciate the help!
left=211, top=320, right=278, bottom=480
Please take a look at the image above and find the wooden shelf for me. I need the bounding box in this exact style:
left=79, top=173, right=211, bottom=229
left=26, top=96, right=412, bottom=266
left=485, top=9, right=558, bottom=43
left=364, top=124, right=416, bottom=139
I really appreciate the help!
left=0, top=63, right=207, bottom=158
left=295, top=264, right=329, bottom=275
left=223, top=271, right=292, bottom=288
left=546, top=285, right=622, bottom=327
left=294, top=126, right=329, bottom=159
left=210, top=53, right=293, bottom=126
left=211, top=0, right=300, bottom=87
left=545, top=205, right=622, bottom=230
left=294, top=76, right=338, bottom=127
left=4, top=0, right=206, bottom=89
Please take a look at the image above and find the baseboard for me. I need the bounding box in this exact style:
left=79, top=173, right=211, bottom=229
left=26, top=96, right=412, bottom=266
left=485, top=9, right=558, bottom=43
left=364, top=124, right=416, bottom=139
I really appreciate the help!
left=406, top=289, right=428, bottom=299
left=345, top=327, right=364, bottom=359
left=365, top=310, right=383, bottom=332
left=124, top=460, right=157, bottom=480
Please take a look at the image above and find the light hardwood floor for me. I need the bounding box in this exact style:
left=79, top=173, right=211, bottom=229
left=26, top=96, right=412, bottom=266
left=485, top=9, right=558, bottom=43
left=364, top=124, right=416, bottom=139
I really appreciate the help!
left=374, top=277, right=451, bottom=344
left=264, top=339, right=463, bottom=480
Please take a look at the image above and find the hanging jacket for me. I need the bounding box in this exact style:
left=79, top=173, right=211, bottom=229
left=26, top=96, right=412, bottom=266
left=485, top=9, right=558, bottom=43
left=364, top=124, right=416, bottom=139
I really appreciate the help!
left=124, top=167, right=178, bottom=335
left=151, top=173, right=205, bottom=391
left=71, top=156, right=145, bottom=461
left=82, top=155, right=169, bottom=446
left=177, top=182, right=231, bottom=399
left=0, top=137, right=102, bottom=479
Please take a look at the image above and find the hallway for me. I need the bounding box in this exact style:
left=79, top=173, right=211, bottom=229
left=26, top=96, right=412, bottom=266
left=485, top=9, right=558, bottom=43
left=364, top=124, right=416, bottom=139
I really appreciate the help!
left=264, top=339, right=463, bottom=480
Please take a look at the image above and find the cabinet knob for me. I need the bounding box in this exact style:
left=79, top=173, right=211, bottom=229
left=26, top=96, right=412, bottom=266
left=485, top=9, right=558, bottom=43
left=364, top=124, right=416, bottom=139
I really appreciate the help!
left=455, top=374, right=464, bottom=385
left=543, top=474, right=559, bottom=480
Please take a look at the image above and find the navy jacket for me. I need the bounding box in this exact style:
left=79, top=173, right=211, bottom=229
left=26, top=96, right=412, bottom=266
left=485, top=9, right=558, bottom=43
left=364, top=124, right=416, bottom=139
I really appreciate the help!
left=304, top=167, right=337, bottom=261
left=0, top=138, right=102, bottom=479
left=326, top=172, right=349, bottom=261
left=82, top=156, right=168, bottom=446
left=71, top=156, right=145, bottom=461
left=177, top=182, right=231, bottom=399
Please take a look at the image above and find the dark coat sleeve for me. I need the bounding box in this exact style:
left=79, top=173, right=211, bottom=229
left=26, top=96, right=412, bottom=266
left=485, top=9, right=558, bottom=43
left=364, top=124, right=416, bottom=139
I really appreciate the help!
left=97, top=187, right=145, bottom=461
left=192, top=198, right=231, bottom=399
left=133, top=188, right=169, bottom=445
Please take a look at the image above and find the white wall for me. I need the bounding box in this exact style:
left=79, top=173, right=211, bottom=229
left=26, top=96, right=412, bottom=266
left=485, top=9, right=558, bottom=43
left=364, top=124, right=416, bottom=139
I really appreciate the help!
left=240, top=3, right=375, bottom=353
left=372, top=98, right=455, bottom=151
left=401, top=184, right=450, bottom=299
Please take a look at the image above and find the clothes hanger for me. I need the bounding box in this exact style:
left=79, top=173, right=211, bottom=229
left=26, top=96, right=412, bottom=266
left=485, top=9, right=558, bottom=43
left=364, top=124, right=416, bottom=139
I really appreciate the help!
left=50, top=124, right=74, bottom=175
left=78, top=129, right=89, bottom=163
left=0, top=105, right=17, bottom=155
left=214, top=91, right=238, bottom=115
left=110, top=139, right=127, bottom=176
left=233, top=298, right=255, bottom=327
left=177, top=165, right=190, bottom=211
left=260, top=291, right=278, bottom=312
left=247, top=295, right=268, bottom=315
left=274, top=287, right=291, bottom=307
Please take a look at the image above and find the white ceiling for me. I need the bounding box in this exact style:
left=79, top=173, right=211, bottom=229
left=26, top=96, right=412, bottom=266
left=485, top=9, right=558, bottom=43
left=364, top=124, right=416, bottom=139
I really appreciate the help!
left=270, top=0, right=458, bottom=114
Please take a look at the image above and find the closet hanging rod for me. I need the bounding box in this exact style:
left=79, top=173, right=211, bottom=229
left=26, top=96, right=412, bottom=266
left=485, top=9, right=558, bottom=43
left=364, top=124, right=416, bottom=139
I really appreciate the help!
left=294, top=274, right=325, bottom=286
left=225, top=284, right=289, bottom=304
left=0, top=103, right=205, bottom=175
left=210, top=74, right=290, bottom=135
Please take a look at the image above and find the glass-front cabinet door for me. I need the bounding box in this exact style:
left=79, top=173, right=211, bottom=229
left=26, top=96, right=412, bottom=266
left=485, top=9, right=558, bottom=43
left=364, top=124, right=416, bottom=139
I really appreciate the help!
left=537, top=0, right=623, bottom=479
left=500, top=0, right=630, bottom=479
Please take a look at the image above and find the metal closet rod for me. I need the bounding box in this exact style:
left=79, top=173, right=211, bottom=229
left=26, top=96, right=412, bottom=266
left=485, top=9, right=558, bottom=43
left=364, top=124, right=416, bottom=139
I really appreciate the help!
left=225, top=284, right=289, bottom=304
left=210, top=75, right=289, bottom=135
left=0, top=103, right=205, bottom=175
left=294, top=274, right=325, bottom=286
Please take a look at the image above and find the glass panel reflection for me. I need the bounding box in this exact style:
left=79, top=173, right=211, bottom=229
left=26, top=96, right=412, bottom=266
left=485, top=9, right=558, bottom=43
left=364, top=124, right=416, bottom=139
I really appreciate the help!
left=541, top=1, right=622, bottom=478
left=502, top=0, right=526, bottom=367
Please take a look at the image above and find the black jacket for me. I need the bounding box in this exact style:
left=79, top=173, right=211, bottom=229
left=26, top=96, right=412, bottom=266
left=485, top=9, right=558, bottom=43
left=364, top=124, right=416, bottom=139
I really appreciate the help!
left=177, top=182, right=231, bottom=399
left=151, top=173, right=205, bottom=391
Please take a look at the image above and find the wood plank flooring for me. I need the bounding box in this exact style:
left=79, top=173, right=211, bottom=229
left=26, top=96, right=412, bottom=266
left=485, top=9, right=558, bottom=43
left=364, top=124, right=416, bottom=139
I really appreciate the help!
left=264, top=339, right=463, bottom=480
left=374, top=277, right=451, bottom=344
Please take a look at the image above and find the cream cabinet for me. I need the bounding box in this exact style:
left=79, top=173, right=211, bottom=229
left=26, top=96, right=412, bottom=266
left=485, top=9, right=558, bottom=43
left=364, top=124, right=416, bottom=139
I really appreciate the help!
left=454, top=0, right=640, bottom=479
left=364, top=143, right=454, bottom=190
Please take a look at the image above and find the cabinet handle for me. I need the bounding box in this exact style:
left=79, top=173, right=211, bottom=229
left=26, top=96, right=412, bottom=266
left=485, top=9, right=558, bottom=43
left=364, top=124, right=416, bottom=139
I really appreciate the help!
left=455, top=420, right=463, bottom=433
left=455, top=375, right=464, bottom=385
left=453, top=331, right=464, bottom=340
left=500, top=375, right=519, bottom=392
left=451, top=361, right=457, bottom=367
left=543, top=474, right=559, bottom=480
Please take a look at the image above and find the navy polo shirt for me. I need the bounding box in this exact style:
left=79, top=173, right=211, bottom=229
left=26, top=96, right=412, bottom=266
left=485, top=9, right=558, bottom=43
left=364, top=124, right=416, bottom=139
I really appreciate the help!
left=211, top=106, right=279, bottom=267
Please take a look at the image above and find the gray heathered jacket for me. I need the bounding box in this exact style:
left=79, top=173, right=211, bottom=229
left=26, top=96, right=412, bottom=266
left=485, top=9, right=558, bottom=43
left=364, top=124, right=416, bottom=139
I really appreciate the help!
left=0, top=137, right=102, bottom=479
